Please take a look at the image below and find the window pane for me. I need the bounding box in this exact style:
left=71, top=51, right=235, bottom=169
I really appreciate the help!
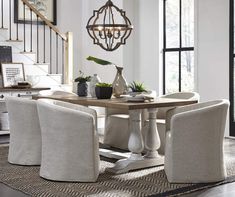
left=181, top=51, right=194, bottom=91
left=234, top=26, right=235, bottom=53
left=165, top=52, right=179, bottom=93
left=182, top=0, right=194, bottom=47
left=234, top=2, right=235, bottom=53
left=234, top=58, right=235, bottom=121
left=166, top=0, right=179, bottom=48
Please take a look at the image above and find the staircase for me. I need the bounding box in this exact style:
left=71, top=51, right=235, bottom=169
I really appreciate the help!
left=0, top=0, right=73, bottom=90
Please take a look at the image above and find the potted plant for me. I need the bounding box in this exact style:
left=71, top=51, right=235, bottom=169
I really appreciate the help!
left=87, top=56, right=128, bottom=98
left=95, top=83, right=113, bottom=99
left=128, top=81, right=148, bottom=96
left=74, top=71, right=91, bottom=97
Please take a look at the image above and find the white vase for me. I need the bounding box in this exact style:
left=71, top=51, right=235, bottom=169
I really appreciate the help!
left=90, top=74, right=101, bottom=98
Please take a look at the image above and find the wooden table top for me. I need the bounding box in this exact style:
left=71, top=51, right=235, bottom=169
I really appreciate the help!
left=33, top=95, right=198, bottom=110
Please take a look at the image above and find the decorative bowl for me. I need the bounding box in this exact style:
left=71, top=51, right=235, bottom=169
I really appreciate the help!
left=128, top=90, right=152, bottom=97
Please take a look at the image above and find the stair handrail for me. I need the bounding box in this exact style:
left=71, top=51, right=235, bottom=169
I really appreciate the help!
left=20, top=0, right=73, bottom=85
left=21, top=0, right=67, bottom=41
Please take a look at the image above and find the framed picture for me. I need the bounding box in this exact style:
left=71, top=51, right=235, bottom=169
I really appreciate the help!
left=1, top=63, right=25, bottom=87
left=14, top=0, right=57, bottom=25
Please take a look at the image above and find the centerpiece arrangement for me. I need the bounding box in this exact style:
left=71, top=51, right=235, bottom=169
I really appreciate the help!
left=87, top=56, right=128, bottom=98
left=126, top=81, right=154, bottom=102
left=128, top=81, right=147, bottom=96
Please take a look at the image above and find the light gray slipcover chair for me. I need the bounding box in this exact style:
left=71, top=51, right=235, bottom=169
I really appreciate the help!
left=144, top=92, right=200, bottom=154
left=37, top=99, right=99, bottom=182
left=6, top=97, right=41, bottom=165
left=164, top=100, right=229, bottom=183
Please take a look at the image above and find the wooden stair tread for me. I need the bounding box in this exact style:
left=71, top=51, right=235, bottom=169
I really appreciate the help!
left=46, top=73, right=62, bottom=76
left=0, top=131, right=10, bottom=135
left=34, top=63, right=50, bottom=65
left=6, top=39, right=23, bottom=42
left=20, top=51, right=36, bottom=54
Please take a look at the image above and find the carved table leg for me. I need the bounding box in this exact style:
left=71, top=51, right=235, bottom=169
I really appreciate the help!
left=106, top=109, right=144, bottom=174
left=128, top=109, right=144, bottom=157
left=106, top=108, right=164, bottom=174
left=144, top=108, right=164, bottom=166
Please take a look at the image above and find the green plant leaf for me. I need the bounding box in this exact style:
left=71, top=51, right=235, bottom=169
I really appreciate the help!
left=96, top=82, right=112, bottom=87
left=74, top=70, right=91, bottom=83
left=128, top=81, right=147, bottom=92
left=87, top=56, right=113, bottom=65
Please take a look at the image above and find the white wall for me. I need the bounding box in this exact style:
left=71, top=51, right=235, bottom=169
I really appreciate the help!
left=195, top=0, right=230, bottom=136
left=57, top=0, right=83, bottom=87
left=123, top=0, right=135, bottom=83
left=196, top=0, right=229, bottom=101
left=124, top=0, right=160, bottom=92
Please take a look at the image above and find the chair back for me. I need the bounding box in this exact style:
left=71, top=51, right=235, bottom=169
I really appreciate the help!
left=157, top=92, right=200, bottom=119
left=39, top=99, right=98, bottom=130
left=38, top=90, right=76, bottom=96
left=167, top=99, right=229, bottom=135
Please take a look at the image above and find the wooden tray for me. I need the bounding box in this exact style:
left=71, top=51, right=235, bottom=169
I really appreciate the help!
left=11, top=85, right=32, bottom=89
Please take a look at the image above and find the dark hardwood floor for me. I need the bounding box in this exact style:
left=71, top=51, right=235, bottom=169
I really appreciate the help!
left=0, top=136, right=235, bottom=197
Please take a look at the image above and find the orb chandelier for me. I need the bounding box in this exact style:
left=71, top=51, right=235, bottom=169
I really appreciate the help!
left=86, top=0, right=133, bottom=51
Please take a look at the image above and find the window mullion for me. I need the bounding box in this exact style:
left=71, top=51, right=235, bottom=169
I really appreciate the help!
left=229, top=0, right=235, bottom=135
left=164, top=47, right=194, bottom=52
left=179, top=0, right=182, bottom=92
left=163, top=0, right=166, bottom=94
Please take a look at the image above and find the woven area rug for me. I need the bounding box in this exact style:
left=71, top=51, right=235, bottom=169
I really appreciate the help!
left=0, top=146, right=235, bottom=197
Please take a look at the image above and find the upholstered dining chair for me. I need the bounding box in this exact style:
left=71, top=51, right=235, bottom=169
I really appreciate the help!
left=164, top=100, right=229, bottom=183
left=37, top=99, right=99, bottom=182
left=6, top=97, right=41, bottom=165
left=144, top=92, right=200, bottom=154
left=38, top=90, right=76, bottom=96
left=39, top=89, right=104, bottom=136
left=103, top=92, right=199, bottom=154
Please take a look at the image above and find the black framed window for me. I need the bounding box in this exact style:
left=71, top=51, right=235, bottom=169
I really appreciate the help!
left=230, top=0, right=235, bottom=136
left=163, top=0, right=194, bottom=94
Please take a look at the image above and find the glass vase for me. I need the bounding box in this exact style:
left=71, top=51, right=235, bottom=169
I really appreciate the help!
left=112, top=67, right=128, bottom=98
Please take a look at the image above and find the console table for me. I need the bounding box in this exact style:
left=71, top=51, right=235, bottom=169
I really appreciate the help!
left=33, top=95, right=198, bottom=174
left=0, top=87, right=50, bottom=99
left=0, top=87, right=50, bottom=135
